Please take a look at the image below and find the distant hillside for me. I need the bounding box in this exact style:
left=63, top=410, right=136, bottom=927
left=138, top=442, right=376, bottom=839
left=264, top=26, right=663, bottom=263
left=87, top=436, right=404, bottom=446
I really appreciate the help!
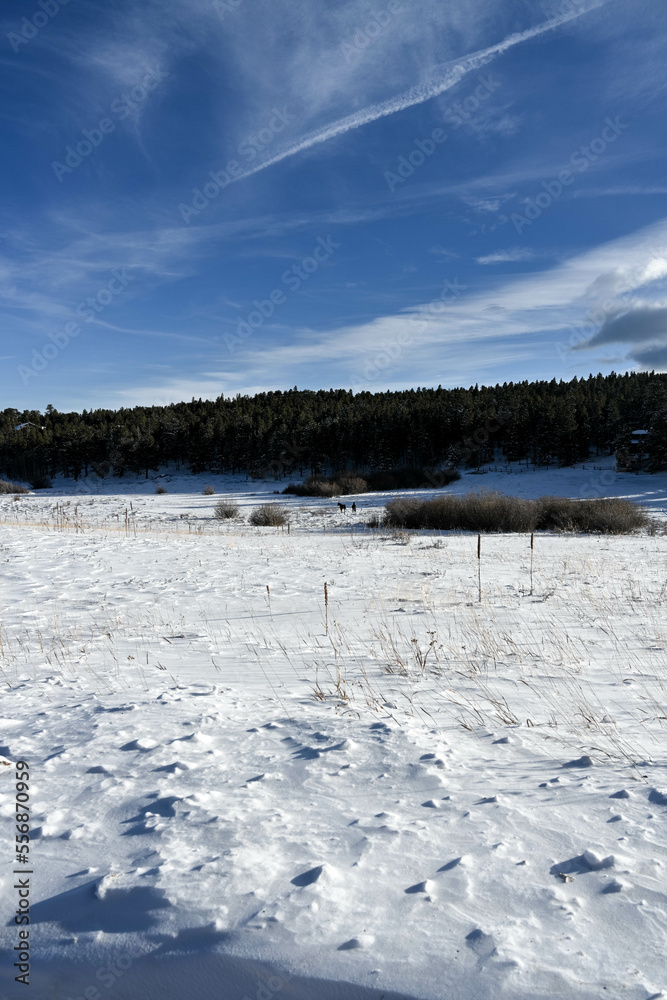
left=2, top=371, right=667, bottom=485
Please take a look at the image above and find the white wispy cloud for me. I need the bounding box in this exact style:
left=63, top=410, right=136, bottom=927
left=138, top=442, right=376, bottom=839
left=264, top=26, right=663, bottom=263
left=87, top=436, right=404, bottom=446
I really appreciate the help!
left=219, top=217, right=667, bottom=387
left=69, top=220, right=667, bottom=404
left=476, top=248, right=535, bottom=264
left=429, top=246, right=459, bottom=260
left=230, top=2, right=609, bottom=184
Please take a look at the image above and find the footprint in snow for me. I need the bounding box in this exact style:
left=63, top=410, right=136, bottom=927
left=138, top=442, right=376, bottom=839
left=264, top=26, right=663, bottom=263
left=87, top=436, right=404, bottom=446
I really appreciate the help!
left=292, top=741, right=350, bottom=760
left=405, top=879, right=434, bottom=895
left=466, top=928, right=498, bottom=968
left=94, top=704, right=137, bottom=714
left=120, top=738, right=158, bottom=752
left=338, top=935, right=374, bottom=950
left=438, top=857, right=463, bottom=872
left=291, top=864, right=324, bottom=887
left=562, top=755, right=594, bottom=768
left=121, top=796, right=182, bottom=836
left=369, top=722, right=391, bottom=734
left=152, top=761, right=191, bottom=773
left=171, top=732, right=212, bottom=745
left=601, top=879, right=624, bottom=893
left=419, top=754, right=446, bottom=768
left=582, top=849, right=615, bottom=870
left=292, top=746, right=321, bottom=760
left=550, top=851, right=614, bottom=876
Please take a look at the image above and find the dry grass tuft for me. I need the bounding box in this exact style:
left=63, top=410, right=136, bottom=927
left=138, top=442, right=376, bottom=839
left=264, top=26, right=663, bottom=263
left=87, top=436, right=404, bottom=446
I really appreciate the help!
left=0, top=479, right=29, bottom=495
left=213, top=499, right=240, bottom=519
left=249, top=503, right=289, bottom=526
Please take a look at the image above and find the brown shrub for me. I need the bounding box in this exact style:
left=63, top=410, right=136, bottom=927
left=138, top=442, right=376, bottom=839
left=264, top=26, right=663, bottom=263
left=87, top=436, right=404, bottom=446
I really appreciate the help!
left=250, top=503, right=289, bottom=526
left=335, top=475, right=368, bottom=495
left=384, top=491, right=648, bottom=534
left=284, top=467, right=460, bottom=496
left=283, top=477, right=340, bottom=497
left=535, top=496, right=648, bottom=534
left=0, top=479, right=29, bottom=495
left=213, top=499, right=240, bottom=519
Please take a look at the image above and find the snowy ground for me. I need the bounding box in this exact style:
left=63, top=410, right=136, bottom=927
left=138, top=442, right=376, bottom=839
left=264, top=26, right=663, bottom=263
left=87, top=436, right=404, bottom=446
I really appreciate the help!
left=1, top=463, right=666, bottom=1000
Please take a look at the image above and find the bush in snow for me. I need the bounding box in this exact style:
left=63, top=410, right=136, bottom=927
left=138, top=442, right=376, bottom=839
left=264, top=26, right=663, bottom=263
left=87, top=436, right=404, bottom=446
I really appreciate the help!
left=250, top=504, right=288, bottom=526
left=213, top=499, right=240, bottom=519
left=384, top=491, right=648, bottom=534
left=0, top=479, right=29, bottom=494
left=535, top=496, right=648, bottom=534
left=283, top=467, right=461, bottom=497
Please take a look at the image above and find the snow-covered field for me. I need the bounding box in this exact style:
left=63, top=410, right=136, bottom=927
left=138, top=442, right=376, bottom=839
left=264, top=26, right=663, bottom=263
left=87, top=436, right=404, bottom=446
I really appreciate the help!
left=1, top=464, right=666, bottom=1000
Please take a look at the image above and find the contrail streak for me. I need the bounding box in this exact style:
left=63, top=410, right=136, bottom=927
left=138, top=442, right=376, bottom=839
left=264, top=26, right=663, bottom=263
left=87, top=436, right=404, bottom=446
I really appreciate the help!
left=238, top=1, right=608, bottom=182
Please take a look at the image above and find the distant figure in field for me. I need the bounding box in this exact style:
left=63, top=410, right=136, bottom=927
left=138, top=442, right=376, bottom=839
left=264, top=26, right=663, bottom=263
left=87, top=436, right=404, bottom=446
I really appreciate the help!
left=337, top=502, right=346, bottom=512
left=351, top=502, right=357, bottom=512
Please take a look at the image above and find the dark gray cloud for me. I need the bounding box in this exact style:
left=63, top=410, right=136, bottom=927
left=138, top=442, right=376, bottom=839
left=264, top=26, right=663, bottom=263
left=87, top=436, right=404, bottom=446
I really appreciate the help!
left=630, top=343, right=667, bottom=369
left=575, top=304, right=667, bottom=348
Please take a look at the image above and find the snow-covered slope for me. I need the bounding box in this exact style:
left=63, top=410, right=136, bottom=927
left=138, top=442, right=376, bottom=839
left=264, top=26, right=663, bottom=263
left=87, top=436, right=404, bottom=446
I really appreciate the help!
left=0, top=466, right=665, bottom=999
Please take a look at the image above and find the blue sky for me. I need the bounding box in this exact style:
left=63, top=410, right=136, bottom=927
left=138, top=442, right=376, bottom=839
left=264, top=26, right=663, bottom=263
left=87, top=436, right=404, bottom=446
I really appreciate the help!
left=1, top=0, right=667, bottom=411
